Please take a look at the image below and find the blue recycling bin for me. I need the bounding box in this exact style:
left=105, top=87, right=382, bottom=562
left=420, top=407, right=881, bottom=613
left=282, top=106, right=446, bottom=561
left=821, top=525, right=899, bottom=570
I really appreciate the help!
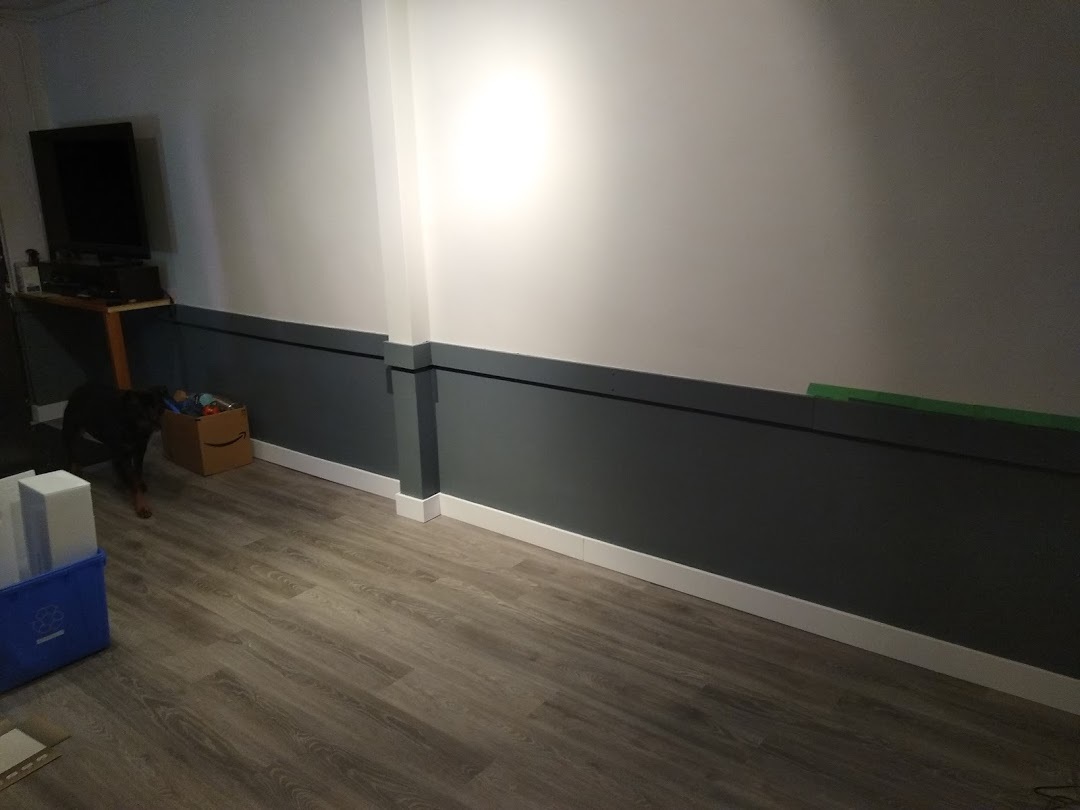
left=0, top=549, right=110, bottom=692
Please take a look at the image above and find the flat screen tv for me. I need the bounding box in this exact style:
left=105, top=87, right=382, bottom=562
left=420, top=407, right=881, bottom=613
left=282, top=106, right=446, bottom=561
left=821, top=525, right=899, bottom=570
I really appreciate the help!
left=30, top=122, right=150, bottom=260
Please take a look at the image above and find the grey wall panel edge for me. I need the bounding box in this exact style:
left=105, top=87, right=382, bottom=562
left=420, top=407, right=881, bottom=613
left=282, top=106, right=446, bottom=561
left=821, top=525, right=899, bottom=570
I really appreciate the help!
left=811, top=398, right=1080, bottom=475
left=171, top=321, right=399, bottom=476
left=428, top=343, right=1075, bottom=474
left=428, top=343, right=814, bottom=427
left=168, top=314, right=1078, bottom=473
left=171, top=305, right=387, bottom=357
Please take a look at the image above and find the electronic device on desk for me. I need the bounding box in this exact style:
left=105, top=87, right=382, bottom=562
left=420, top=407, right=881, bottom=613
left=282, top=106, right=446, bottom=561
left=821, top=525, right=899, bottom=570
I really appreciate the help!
left=37, top=262, right=163, bottom=304
left=29, top=122, right=164, bottom=304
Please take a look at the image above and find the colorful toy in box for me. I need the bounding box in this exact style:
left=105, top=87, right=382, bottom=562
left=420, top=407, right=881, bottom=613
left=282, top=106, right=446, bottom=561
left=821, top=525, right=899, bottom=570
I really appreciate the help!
left=169, top=390, right=241, bottom=417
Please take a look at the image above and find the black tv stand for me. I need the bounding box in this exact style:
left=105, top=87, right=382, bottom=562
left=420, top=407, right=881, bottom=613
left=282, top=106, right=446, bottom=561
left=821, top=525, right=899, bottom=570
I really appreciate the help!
left=96, top=260, right=146, bottom=268
left=51, top=252, right=147, bottom=268
left=39, top=261, right=163, bottom=303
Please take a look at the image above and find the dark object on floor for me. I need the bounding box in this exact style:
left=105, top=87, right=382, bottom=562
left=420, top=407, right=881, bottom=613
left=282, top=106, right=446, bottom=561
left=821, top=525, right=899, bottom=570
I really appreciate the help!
left=62, top=383, right=168, bottom=518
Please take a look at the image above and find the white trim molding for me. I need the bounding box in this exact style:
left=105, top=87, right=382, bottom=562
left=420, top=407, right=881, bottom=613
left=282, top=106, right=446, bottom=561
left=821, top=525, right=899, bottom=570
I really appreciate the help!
left=30, top=401, right=67, bottom=425
left=438, top=494, right=1080, bottom=716
left=395, top=492, right=441, bottom=523
left=251, top=440, right=399, bottom=499
left=440, top=495, right=586, bottom=559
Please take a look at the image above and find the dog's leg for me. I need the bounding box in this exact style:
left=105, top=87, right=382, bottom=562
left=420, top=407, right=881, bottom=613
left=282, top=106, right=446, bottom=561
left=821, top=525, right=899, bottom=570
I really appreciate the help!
left=133, top=437, right=149, bottom=493
left=132, top=486, right=152, bottom=519
left=114, top=454, right=152, bottom=519
left=61, top=411, right=81, bottom=474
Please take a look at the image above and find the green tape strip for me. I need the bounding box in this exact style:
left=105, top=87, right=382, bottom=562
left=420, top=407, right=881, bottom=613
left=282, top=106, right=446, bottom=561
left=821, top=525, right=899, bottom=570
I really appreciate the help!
left=806, top=383, right=1080, bottom=433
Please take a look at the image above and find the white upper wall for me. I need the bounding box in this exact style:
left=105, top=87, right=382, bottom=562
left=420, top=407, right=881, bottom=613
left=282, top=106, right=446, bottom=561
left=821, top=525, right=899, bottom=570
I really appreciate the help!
left=410, top=0, right=1080, bottom=414
left=0, top=21, right=49, bottom=271
left=36, top=0, right=386, bottom=332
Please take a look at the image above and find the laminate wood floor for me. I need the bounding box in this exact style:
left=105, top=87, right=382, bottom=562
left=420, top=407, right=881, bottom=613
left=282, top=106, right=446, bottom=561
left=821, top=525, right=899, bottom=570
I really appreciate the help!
left=2, top=447, right=1077, bottom=809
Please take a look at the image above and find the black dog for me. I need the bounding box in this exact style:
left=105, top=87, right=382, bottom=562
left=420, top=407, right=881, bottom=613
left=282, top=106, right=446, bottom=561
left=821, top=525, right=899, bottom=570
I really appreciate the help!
left=63, top=383, right=168, bottom=519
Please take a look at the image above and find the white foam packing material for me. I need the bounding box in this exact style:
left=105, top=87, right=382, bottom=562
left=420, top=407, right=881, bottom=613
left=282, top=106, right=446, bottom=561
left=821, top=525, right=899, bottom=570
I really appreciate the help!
left=0, top=471, right=34, bottom=589
left=19, top=471, right=97, bottom=575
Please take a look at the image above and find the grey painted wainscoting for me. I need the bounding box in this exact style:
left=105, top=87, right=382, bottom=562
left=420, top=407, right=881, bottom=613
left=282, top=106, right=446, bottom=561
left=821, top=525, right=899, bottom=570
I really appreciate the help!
left=426, top=347, right=1080, bottom=680
left=40, top=305, right=1078, bottom=679
left=14, top=296, right=112, bottom=405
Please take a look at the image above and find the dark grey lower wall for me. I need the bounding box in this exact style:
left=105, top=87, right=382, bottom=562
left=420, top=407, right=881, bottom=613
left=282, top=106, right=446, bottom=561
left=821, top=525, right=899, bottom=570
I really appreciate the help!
left=15, top=302, right=398, bottom=476
left=15, top=298, right=111, bottom=404
left=20, top=304, right=1078, bottom=677
left=127, top=306, right=398, bottom=478
left=434, top=367, right=1080, bottom=679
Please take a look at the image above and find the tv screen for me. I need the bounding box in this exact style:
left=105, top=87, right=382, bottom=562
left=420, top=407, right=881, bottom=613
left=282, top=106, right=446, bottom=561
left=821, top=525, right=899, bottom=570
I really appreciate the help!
left=30, top=123, right=150, bottom=260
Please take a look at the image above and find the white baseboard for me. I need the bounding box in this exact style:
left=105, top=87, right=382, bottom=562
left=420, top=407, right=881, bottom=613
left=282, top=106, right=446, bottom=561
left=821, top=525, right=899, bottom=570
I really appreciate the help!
left=251, top=439, right=399, bottom=499
left=440, top=495, right=586, bottom=558
left=395, top=492, right=442, bottom=523
left=438, top=494, right=1080, bottom=716
left=31, top=401, right=67, bottom=424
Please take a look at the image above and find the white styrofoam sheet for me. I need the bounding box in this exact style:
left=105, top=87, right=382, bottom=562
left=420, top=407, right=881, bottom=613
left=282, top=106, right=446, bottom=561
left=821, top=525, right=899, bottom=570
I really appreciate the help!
left=0, top=471, right=34, bottom=587
left=19, top=471, right=97, bottom=575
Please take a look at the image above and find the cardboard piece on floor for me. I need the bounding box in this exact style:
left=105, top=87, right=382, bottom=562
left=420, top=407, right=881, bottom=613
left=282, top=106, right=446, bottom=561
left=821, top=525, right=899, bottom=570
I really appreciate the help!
left=0, top=716, right=69, bottom=791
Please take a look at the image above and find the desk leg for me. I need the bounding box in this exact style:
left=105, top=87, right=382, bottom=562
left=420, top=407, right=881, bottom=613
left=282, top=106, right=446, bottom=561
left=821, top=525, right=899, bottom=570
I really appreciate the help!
left=103, top=310, right=132, bottom=389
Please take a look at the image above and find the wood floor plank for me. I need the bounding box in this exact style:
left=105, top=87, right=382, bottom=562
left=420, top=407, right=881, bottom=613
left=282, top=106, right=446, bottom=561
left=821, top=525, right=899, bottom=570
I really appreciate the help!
left=166, top=579, right=413, bottom=696
left=188, top=669, right=465, bottom=810
left=1, top=449, right=1076, bottom=809
left=827, top=690, right=1071, bottom=800
left=296, top=585, right=556, bottom=715
left=13, top=681, right=236, bottom=810
left=68, top=651, right=332, bottom=809
left=201, top=631, right=492, bottom=786
left=376, top=654, right=733, bottom=810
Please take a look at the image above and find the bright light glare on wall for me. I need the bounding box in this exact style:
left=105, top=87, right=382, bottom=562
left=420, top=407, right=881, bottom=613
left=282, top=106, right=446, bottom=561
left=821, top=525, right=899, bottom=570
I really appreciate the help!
left=454, top=72, right=549, bottom=211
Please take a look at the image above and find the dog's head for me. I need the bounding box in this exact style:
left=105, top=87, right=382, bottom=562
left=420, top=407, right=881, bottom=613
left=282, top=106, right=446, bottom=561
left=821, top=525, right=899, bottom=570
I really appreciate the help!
left=122, top=385, right=169, bottom=433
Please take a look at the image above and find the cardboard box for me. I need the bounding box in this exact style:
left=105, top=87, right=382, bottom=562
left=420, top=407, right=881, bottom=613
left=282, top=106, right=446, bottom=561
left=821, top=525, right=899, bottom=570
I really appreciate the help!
left=161, top=407, right=253, bottom=476
left=0, top=715, right=70, bottom=791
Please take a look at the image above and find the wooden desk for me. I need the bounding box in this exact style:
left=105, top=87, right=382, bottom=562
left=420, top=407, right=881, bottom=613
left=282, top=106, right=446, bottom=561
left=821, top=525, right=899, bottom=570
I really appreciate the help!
left=18, top=293, right=172, bottom=389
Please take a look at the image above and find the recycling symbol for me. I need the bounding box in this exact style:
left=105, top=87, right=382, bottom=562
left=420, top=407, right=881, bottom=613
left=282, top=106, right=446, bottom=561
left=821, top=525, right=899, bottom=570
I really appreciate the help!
left=32, top=605, right=65, bottom=635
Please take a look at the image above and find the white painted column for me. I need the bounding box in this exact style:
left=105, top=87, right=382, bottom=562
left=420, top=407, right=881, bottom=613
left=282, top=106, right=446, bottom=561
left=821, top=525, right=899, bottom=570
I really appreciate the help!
left=361, top=0, right=430, bottom=345
left=362, top=0, right=439, bottom=521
